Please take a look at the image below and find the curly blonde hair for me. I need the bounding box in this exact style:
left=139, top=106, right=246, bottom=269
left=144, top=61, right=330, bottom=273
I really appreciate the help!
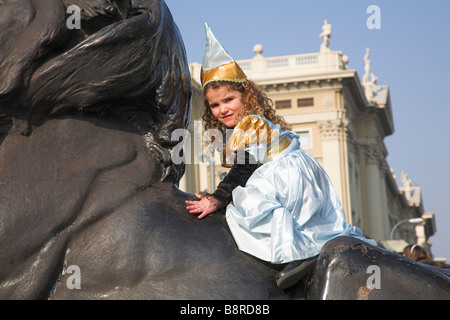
left=202, top=80, right=291, bottom=133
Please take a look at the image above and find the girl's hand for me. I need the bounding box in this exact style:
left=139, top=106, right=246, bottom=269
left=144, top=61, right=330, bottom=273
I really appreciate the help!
left=185, top=193, right=221, bottom=219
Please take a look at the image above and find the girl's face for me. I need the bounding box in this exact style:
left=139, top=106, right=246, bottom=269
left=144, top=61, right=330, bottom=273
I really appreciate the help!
left=205, top=85, right=245, bottom=128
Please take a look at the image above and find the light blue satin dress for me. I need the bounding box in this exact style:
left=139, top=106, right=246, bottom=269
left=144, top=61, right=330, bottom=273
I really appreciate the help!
left=225, top=114, right=376, bottom=264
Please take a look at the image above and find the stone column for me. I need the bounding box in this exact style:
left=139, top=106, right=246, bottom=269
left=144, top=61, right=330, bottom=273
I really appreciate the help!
left=363, top=146, right=388, bottom=240
left=347, top=139, right=364, bottom=228
left=318, top=119, right=349, bottom=220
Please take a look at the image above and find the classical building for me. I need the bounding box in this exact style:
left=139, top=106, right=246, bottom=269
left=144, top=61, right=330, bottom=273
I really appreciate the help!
left=179, top=21, right=436, bottom=254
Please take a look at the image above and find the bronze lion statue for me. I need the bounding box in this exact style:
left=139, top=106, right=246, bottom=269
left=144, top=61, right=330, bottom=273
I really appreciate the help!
left=0, top=0, right=448, bottom=300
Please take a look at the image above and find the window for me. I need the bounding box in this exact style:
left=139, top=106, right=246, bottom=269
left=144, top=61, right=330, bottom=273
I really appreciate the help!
left=275, top=100, right=291, bottom=109
left=297, top=98, right=314, bottom=107
left=298, top=131, right=310, bottom=147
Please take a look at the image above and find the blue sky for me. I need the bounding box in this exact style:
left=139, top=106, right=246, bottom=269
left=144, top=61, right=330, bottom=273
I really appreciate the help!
left=165, top=0, right=450, bottom=261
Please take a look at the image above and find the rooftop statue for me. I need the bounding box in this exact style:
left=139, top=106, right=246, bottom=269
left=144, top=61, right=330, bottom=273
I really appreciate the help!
left=319, top=19, right=331, bottom=53
left=0, top=0, right=448, bottom=300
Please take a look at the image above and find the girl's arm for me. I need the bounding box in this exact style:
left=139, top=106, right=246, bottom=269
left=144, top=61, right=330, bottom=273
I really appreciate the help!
left=185, top=151, right=258, bottom=219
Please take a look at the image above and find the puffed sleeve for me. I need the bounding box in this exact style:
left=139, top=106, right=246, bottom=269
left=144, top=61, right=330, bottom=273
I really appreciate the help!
left=223, top=115, right=279, bottom=167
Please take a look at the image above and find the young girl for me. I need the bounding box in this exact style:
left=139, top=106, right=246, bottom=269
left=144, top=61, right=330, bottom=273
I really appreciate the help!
left=186, top=23, right=376, bottom=289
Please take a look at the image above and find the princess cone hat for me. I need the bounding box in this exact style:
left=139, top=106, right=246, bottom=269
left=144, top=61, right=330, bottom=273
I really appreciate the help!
left=201, top=23, right=247, bottom=87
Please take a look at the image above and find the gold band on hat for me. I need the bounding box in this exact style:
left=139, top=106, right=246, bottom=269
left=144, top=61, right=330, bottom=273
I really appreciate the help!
left=201, top=61, right=247, bottom=88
